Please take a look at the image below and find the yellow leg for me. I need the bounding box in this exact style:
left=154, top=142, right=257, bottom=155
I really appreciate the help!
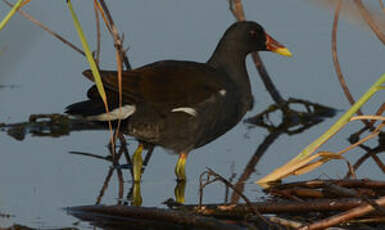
left=175, top=152, right=188, bottom=181
left=133, top=143, right=144, bottom=182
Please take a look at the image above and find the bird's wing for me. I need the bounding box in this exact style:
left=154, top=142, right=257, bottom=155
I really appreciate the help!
left=82, top=61, right=227, bottom=108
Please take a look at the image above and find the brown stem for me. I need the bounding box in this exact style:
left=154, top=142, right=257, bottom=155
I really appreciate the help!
left=201, top=169, right=275, bottom=228
left=69, top=204, right=245, bottom=230
left=252, top=53, right=287, bottom=106
left=97, top=1, right=131, bottom=156
left=269, top=179, right=385, bottom=190
left=206, top=169, right=260, bottom=216
left=93, top=0, right=101, bottom=65
left=97, top=0, right=131, bottom=70
left=299, top=196, right=385, bottom=230
left=114, top=49, right=123, bottom=143
left=371, top=102, right=385, bottom=127
left=354, top=0, right=385, bottom=45
left=186, top=198, right=385, bottom=216
left=346, top=146, right=385, bottom=179
left=229, top=0, right=246, bottom=21
left=332, top=0, right=368, bottom=126
left=2, top=0, right=85, bottom=56
left=379, top=0, right=385, bottom=13
left=228, top=0, right=286, bottom=106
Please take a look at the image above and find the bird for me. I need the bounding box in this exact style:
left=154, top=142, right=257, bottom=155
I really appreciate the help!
left=65, top=21, right=292, bottom=181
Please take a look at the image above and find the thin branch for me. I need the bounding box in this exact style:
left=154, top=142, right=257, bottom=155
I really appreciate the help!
left=228, top=0, right=286, bottom=106
left=200, top=169, right=258, bottom=215
left=268, top=216, right=304, bottom=229
left=324, top=183, right=385, bottom=214
left=354, top=0, right=385, bottom=45
left=97, top=0, right=131, bottom=70
left=68, top=204, right=245, bottom=230
left=378, top=0, right=385, bottom=14
left=3, top=0, right=85, bottom=56
left=96, top=1, right=131, bottom=146
left=186, top=198, right=385, bottom=216
left=299, top=195, right=385, bottom=230
left=268, top=179, right=385, bottom=190
left=202, top=168, right=274, bottom=228
left=334, top=121, right=384, bottom=155
left=347, top=148, right=382, bottom=178
left=93, top=0, right=101, bottom=65
left=229, top=0, right=246, bottom=21
left=351, top=115, right=385, bottom=121
left=332, top=0, right=368, bottom=126
left=370, top=102, right=385, bottom=127
left=94, top=0, right=112, bottom=33
left=251, top=53, right=286, bottom=106
left=114, top=49, right=124, bottom=142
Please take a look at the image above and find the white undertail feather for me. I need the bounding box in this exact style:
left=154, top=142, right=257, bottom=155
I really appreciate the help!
left=86, top=105, right=136, bottom=121
left=171, top=107, right=198, bottom=117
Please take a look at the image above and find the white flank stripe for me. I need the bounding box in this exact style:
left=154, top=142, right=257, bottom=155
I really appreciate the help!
left=87, top=105, right=136, bottom=121
left=171, top=107, right=198, bottom=117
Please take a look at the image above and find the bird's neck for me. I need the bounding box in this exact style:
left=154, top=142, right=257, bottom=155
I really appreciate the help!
left=207, top=42, right=253, bottom=110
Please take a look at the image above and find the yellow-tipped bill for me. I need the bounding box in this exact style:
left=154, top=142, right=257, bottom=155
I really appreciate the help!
left=265, top=32, right=293, bottom=57
left=272, top=47, right=292, bottom=57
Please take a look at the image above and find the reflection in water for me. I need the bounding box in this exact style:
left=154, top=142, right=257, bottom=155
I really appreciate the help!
left=0, top=225, right=77, bottom=230
left=231, top=131, right=282, bottom=203
left=68, top=134, right=185, bottom=207
left=174, top=181, right=186, bottom=204
left=231, top=98, right=337, bottom=203
left=346, top=124, right=385, bottom=178
left=67, top=205, right=247, bottom=230
left=1, top=114, right=105, bottom=141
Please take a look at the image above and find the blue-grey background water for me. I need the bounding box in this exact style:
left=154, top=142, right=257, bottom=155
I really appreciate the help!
left=1, top=0, right=384, bottom=228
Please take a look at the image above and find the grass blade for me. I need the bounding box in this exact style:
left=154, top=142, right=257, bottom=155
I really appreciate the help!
left=66, top=0, right=107, bottom=105
left=0, top=0, right=25, bottom=31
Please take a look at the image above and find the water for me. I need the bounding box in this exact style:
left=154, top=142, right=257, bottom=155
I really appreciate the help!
left=1, top=0, right=384, bottom=228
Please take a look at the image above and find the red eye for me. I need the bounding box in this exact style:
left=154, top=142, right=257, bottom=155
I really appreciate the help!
left=249, top=30, right=257, bottom=38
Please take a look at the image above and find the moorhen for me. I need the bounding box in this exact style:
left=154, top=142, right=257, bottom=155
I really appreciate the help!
left=66, top=21, right=292, bottom=181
